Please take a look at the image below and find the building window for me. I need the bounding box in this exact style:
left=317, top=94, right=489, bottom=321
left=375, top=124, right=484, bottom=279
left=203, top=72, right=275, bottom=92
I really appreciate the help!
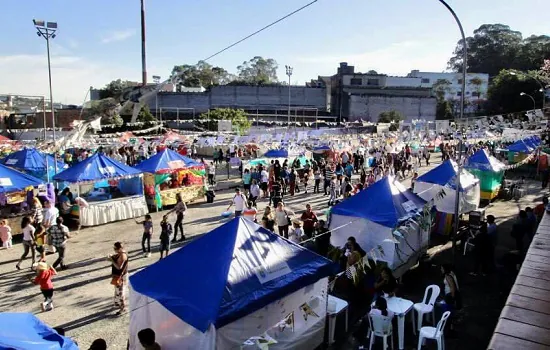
left=350, top=78, right=362, bottom=86
left=421, top=78, right=430, bottom=84
left=472, top=92, right=481, bottom=97
left=457, top=79, right=463, bottom=84
left=367, top=79, right=379, bottom=86
left=456, top=91, right=462, bottom=96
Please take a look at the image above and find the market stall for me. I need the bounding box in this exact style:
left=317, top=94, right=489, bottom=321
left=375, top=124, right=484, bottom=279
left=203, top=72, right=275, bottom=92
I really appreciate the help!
left=0, top=163, right=45, bottom=236
left=465, top=149, right=506, bottom=201
left=53, top=153, right=147, bottom=227
left=330, top=176, right=429, bottom=277
left=129, top=218, right=337, bottom=350
left=134, top=148, right=205, bottom=210
left=414, top=159, right=480, bottom=235
left=1, top=148, right=66, bottom=181
left=506, top=136, right=540, bottom=164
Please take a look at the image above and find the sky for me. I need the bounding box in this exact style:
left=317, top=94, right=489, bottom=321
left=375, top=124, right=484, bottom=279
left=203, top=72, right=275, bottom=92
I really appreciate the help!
left=0, top=0, right=548, bottom=104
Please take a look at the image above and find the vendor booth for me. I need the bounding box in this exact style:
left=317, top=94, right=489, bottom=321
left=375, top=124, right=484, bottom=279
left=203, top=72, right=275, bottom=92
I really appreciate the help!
left=129, top=218, right=337, bottom=350
left=134, top=148, right=205, bottom=210
left=0, top=163, right=45, bottom=236
left=0, top=312, right=78, bottom=349
left=414, top=160, right=480, bottom=235
left=506, top=136, right=541, bottom=164
left=1, top=148, right=66, bottom=181
left=465, top=149, right=505, bottom=201
left=329, top=176, right=428, bottom=277
left=53, top=153, right=148, bottom=227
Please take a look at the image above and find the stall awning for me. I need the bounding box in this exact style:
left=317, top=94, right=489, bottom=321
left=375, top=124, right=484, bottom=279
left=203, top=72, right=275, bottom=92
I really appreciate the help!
left=416, top=159, right=478, bottom=191
left=53, top=153, right=142, bottom=183
left=130, top=218, right=337, bottom=333
left=1, top=148, right=66, bottom=172
left=264, top=149, right=288, bottom=158
left=0, top=163, right=44, bottom=192
left=465, top=149, right=505, bottom=172
left=134, top=148, right=202, bottom=173
left=331, top=176, right=425, bottom=228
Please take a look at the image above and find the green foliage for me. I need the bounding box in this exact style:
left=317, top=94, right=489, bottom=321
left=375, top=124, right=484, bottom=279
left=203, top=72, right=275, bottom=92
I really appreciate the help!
left=436, top=100, right=454, bottom=120
left=378, top=110, right=404, bottom=123
left=171, top=60, right=233, bottom=89
left=87, top=98, right=123, bottom=127
left=432, top=79, right=452, bottom=101
left=198, top=108, right=251, bottom=134
left=99, top=79, right=139, bottom=99
left=137, top=105, right=156, bottom=122
left=448, top=24, right=550, bottom=76
left=237, top=56, right=279, bottom=85
left=486, top=69, right=544, bottom=114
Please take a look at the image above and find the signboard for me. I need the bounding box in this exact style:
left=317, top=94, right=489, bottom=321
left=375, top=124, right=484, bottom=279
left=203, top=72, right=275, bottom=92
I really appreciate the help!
left=218, top=120, right=232, bottom=132
left=99, top=166, right=115, bottom=175
left=167, top=160, right=185, bottom=170
left=5, top=159, right=18, bottom=165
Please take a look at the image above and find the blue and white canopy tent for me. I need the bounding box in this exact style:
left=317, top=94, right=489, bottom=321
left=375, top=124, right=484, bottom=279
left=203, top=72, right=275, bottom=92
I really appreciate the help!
left=329, top=176, right=428, bottom=274
left=0, top=163, right=44, bottom=193
left=129, top=218, right=337, bottom=350
left=465, top=149, right=506, bottom=201
left=0, top=312, right=78, bottom=349
left=53, top=153, right=148, bottom=226
left=414, top=159, right=480, bottom=214
left=0, top=148, right=66, bottom=181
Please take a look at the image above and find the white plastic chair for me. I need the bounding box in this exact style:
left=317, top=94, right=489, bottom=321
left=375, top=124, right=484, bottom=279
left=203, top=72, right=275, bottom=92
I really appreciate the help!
left=417, top=311, right=450, bottom=350
left=412, top=285, right=440, bottom=334
left=368, top=313, right=394, bottom=350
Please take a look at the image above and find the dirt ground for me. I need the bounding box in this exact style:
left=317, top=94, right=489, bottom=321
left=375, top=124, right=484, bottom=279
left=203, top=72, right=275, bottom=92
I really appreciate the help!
left=0, top=155, right=541, bottom=349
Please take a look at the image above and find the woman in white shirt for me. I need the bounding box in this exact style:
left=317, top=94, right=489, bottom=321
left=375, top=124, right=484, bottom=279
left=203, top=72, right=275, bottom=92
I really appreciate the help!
left=275, top=202, right=293, bottom=239
left=288, top=220, right=304, bottom=244
left=369, top=296, right=394, bottom=319
left=16, top=216, right=36, bottom=270
left=249, top=180, right=261, bottom=207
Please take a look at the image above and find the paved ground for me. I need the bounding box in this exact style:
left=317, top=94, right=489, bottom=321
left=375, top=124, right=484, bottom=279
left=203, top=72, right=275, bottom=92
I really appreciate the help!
left=0, top=155, right=542, bottom=349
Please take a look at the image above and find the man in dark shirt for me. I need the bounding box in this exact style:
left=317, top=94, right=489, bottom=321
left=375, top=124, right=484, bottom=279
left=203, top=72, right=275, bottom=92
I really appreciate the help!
left=314, top=220, right=331, bottom=257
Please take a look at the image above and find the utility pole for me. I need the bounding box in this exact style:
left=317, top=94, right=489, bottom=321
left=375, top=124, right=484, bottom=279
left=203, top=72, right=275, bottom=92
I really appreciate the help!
left=285, top=65, right=293, bottom=131
left=140, top=0, right=147, bottom=86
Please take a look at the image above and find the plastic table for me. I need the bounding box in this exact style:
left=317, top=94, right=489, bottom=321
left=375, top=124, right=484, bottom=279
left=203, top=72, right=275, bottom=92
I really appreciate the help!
left=327, top=295, right=348, bottom=345
left=385, top=296, right=413, bottom=350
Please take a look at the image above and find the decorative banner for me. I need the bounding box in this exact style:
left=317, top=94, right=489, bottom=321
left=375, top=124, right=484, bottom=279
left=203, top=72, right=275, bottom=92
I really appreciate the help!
left=299, top=303, right=319, bottom=321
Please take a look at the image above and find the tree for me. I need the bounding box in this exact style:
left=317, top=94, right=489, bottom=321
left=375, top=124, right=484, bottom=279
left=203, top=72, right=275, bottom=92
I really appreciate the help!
left=486, top=69, right=544, bottom=114
left=436, top=100, right=454, bottom=120
left=448, top=24, right=550, bottom=76
left=366, top=70, right=378, bottom=75
left=99, top=79, right=139, bottom=99
left=198, top=108, right=251, bottom=133
left=378, top=110, right=404, bottom=123
left=171, top=61, right=233, bottom=89
left=137, top=105, right=156, bottom=122
left=237, top=56, right=278, bottom=84
left=87, top=98, right=123, bottom=127
left=432, top=79, right=452, bottom=101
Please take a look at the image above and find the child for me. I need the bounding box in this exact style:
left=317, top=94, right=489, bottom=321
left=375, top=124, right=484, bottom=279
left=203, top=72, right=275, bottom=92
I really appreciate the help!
left=30, top=262, right=57, bottom=312
left=34, top=225, right=48, bottom=262
left=136, top=215, right=153, bottom=257
left=0, top=219, right=12, bottom=249
left=138, top=328, right=161, bottom=350
left=159, top=216, right=172, bottom=260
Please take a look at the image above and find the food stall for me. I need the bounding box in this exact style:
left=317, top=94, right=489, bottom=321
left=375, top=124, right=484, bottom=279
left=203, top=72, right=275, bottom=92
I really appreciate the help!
left=134, top=148, right=205, bottom=210
left=0, top=163, right=45, bottom=236
left=1, top=148, right=66, bottom=181
left=465, top=149, right=506, bottom=201
left=53, top=153, right=148, bottom=227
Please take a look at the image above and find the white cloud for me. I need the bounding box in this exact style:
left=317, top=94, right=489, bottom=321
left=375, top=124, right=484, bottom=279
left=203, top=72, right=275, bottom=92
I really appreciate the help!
left=0, top=53, right=138, bottom=104
left=101, top=29, right=136, bottom=44
left=295, top=41, right=452, bottom=77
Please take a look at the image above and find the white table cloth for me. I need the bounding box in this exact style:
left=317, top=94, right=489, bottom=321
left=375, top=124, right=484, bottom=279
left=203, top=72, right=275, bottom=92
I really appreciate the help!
left=327, top=295, right=348, bottom=345
left=385, top=296, right=413, bottom=350
left=80, top=195, right=149, bottom=226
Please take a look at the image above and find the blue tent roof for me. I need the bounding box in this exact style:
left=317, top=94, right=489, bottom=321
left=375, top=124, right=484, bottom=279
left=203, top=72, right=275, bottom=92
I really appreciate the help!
left=53, top=152, right=142, bottom=183
left=416, top=159, right=477, bottom=191
left=313, top=145, right=331, bottom=152
left=331, top=176, right=426, bottom=227
left=264, top=149, right=288, bottom=158
left=130, top=218, right=337, bottom=333
left=507, top=136, right=540, bottom=153
left=1, top=148, right=65, bottom=172
left=0, top=313, right=78, bottom=350
left=0, top=163, right=44, bottom=192
left=465, top=149, right=505, bottom=172
left=134, top=148, right=202, bottom=173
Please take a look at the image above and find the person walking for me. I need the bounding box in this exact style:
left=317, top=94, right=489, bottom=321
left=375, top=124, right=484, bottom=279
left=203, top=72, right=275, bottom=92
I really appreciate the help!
left=166, top=194, right=186, bottom=243
left=227, top=188, right=247, bottom=217
left=16, top=216, right=36, bottom=270
left=208, top=162, right=216, bottom=186
left=275, top=202, right=292, bottom=239
left=29, top=262, right=57, bottom=312
left=136, top=214, right=153, bottom=257
left=48, top=217, right=71, bottom=270
left=109, top=242, right=128, bottom=315
left=301, top=204, right=318, bottom=239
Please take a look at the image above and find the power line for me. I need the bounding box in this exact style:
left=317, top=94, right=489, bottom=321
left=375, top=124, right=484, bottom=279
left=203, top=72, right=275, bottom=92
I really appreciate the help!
left=202, top=0, right=319, bottom=62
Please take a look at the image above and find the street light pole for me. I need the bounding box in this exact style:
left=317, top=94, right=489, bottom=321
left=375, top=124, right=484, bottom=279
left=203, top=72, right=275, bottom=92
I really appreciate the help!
left=438, top=0, right=467, bottom=264
left=34, top=19, right=58, bottom=174
left=520, top=92, right=536, bottom=110
left=510, top=71, right=546, bottom=110
left=285, top=65, right=293, bottom=131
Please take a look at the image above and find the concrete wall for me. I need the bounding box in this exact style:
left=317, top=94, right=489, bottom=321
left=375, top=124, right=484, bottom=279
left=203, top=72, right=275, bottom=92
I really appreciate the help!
left=154, top=86, right=327, bottom=113
left=349, top=95, right=436, bottom=122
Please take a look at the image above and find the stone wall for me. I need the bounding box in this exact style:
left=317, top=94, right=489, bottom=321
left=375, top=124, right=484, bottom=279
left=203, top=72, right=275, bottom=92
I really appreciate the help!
left=349, top=95, right=436, bottom=122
